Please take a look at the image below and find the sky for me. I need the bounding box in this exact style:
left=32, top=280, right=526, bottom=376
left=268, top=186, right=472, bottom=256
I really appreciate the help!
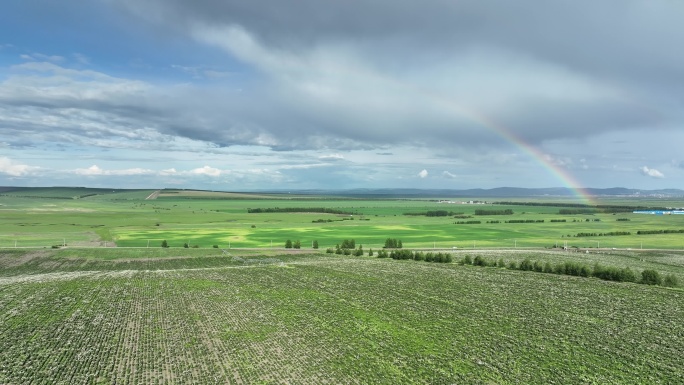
left=1, top=0, right=683, bottom=192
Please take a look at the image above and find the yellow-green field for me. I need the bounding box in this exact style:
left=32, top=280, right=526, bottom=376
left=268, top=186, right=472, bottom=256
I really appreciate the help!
left=1, top=188, right=683, bottom=250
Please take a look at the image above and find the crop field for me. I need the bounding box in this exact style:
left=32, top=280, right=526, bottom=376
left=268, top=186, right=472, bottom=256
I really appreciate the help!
left=0, top=248, right=683, bottom=384
left=1, top=188, right=683, bottom=250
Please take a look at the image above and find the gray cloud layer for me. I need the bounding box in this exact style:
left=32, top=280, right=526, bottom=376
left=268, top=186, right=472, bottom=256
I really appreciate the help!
left=2, top=0, right=682, bottom=189
left=108, top=0, right=683, bottom=150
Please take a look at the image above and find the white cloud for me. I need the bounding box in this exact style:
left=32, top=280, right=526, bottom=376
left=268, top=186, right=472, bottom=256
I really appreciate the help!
left=443, top=171, right=457, bottom=179
left=75, top=165, right=104, bottom=175
left=319, top=154, right=345, bottom=161
left=418, top=169, right=428, bottom=178
left=543, top=154, right=572, bottom=168
left=20, top=53, right=65, bottom=63
left=579, top=158, right=589, bottom=170
left=0, top=157, right=38, bottom=176
left=73, top=165, right=153, bottom=176
left=640, top=166, right=664, bottom=178
left=190, top=166, right=222, bottom=177
left=160, top=168, right=178, bottom=175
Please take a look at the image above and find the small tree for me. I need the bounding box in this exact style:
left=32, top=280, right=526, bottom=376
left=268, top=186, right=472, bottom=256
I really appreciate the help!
left=519, top=258, right=533, bottom=271
left=641, top=269, right=662, bottom=286
left=293, top=240, right=301, bottom=249
left=533, top=261, right=543, bottom=272
left=312, top=240, right=319, bottom=249
left=161, top=240, right=169, bottom=248
left=285, top=239, right=293, bottom=248
left=543, top=262, right=554, bottom=273
left=664, top=274, right=679, bottom=287
left=184, top=242, right=189, bottom=248
left=368, top=248, right=373, bottom=257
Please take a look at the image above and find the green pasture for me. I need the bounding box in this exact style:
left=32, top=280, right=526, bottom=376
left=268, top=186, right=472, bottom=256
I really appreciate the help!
left=1, top=189, right=683, bottom=250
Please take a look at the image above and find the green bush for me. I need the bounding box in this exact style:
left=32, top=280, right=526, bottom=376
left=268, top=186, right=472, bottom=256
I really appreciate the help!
left=663, top=274, right=679, bottom=287
left=641, top=269, right=662, bottom=286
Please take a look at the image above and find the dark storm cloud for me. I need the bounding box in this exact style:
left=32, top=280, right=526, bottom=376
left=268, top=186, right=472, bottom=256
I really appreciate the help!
left=117, top=0, right=684, bottom=81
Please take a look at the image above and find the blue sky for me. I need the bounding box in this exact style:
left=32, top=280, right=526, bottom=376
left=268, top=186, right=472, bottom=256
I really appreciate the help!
left=1, top=0, right=683, bottom=191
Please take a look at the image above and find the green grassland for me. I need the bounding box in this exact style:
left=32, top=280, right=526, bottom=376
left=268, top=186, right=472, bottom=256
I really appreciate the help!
left=1, top=188, right=683, bottom=250
left=0, top=249, right=683, bottom=384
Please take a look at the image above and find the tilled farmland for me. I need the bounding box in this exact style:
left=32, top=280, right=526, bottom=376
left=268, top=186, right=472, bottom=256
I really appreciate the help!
left=0, top=251, right=682, bottom=384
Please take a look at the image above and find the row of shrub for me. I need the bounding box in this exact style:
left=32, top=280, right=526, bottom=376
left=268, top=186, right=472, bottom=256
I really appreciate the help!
left=326, top=246, right=365, bottom=256
left=636, top=229, right=684, bottom=235
left=247, top=207, right=355, bottom=214
left=374, top=250, right=679, bottom=288
left=461, top=255, right=678, bottom=287
left=494, top=200, right=665, bottom=213
left=404, top=210, right=460, bottom=217
left=377, top=249, right=453, bottom=263
left=575, top=231, right=631, bottom=237
left=458, top=219, right=606, bottom=225
left=474, top=209, right=513, bottom=216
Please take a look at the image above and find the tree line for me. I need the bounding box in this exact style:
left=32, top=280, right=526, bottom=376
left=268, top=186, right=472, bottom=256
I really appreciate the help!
left=474, top=209, right=513, bottom=215
left=248, top=207, right=356, bottom=214
left=494, top=201, right=666, bottom=213
left=404, top=210, right=461, bottom=217
left=378, top=251, right=679, bottom=288
left=637, top=229, right=684, bottom=235
left=574, top=231, right=631, bottom=237
left=376, top=249, right=453, bottom=263
left=460, top=255, right=678, bottom=287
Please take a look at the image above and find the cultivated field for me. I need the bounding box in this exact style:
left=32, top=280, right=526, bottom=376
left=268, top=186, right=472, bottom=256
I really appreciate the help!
left=0, top=248, right=683, bottom=384
left=1, top=188, right=683, bottom=383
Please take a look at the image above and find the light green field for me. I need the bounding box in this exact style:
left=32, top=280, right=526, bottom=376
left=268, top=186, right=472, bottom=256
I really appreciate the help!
left=1, top=188, right=683, bottom=250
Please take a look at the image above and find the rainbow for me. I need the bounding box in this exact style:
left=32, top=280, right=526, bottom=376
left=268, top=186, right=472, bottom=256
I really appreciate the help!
left=313, top=62, right=596, bottom=204
left=460, top=110, right=596, bottom=206
left=419, top=90, right=597, bottom=206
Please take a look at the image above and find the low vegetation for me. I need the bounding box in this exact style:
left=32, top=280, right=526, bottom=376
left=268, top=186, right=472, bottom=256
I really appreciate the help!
left=1, top=188, right=684, bottom=382
left=0, top=248, right=682, bottom=383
